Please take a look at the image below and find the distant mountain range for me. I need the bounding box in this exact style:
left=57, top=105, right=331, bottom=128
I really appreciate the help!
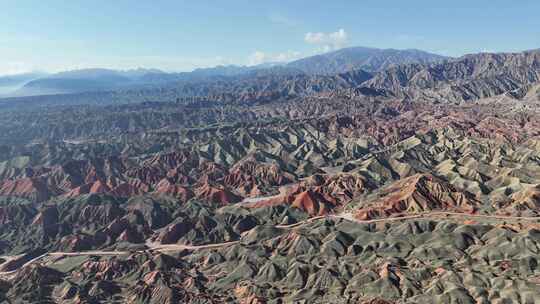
left=2, top=49, right=539, bottom=109
left=0, top=72, right=48, bottom=97
left=14, top=68, right=165, bottom=96
left=356, top=49, right=540, bottom=102
left=3, top=47, right=447, bottom=97
left=6, top=47, right=538, bottom=104
left=10, top=65, right=292, bottom=97
left=287, top=46, right=448, bottom=74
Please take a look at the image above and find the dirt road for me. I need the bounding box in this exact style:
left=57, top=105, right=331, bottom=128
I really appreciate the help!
left=0, top=241, right=239, bottom=277
left=2, top=211, right=540, bottom=277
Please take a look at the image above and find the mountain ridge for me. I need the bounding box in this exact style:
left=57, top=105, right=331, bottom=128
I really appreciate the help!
left=8, top=46, right=446, bottom=97
left=287, top=46, right=448, bottom=74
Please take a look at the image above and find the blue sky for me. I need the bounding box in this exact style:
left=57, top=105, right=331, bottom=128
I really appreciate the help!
left=1, top=0, right=539, bottom=74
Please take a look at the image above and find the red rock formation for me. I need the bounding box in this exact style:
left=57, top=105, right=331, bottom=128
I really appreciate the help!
left=158, top=221, right=192, bottom=244
left=63, top=183, right=94, bottom=198
left=469, top=117, right=523, bottom=143
left=89, top=180, right=111, bottom=194
left=228, top=160, right=293, bottom=186
left=154, top=179, right=194, bottom=202
left=243, top=184, right=337, bottom=216
left=110, top=182, right=146, bottom=197
left=195, top=182, right=242, bottom=205
left=80, top=259, right=134, bottom=281
left=291, top=190, right=333, bottom=216
left=143, top=271, right=161, bottom=285
left=165, top=168, right=192, bottom=184
left=0, top=178, right=52, bottom=202
left=300, top=173, right=366, bottom=206
left=125, top=166, right=166, bottom=185
left=199, top=161, right=228, bottom=180
left=63, top=180, right=111, bottom=198
left=355, top=174, right=479, bottom=220
left=242, top=174, right=365, bottom=216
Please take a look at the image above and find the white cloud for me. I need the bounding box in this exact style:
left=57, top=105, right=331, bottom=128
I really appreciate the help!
left=274, top=51, right=302, bottom=62
left=304, top=28, right=348, bottom=51
left=248, top=51, right=267, bottom=66
left=305, top=32, right=326, bottom=44
left=248, top=50, right=301, bottom=66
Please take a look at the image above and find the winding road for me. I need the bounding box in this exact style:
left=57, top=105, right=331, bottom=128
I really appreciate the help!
left=2, top=211, right=540, bottom=278
left=0, top=242, right=239, bottom=277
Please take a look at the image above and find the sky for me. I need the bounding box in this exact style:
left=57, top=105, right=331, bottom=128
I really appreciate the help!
left=1, top=0, right=539, bottom=75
